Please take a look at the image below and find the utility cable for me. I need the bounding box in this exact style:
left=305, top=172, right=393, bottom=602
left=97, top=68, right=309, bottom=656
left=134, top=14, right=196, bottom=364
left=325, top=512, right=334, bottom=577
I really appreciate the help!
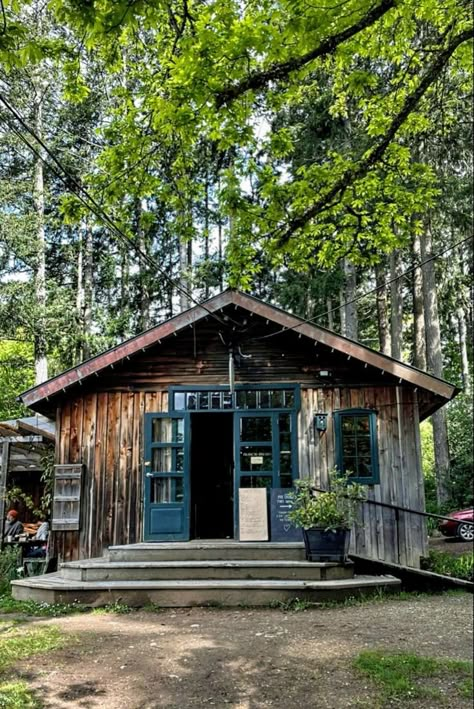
left=247, top=233, right=473, bottom=342
left=0, top=92, right=243, bottom=332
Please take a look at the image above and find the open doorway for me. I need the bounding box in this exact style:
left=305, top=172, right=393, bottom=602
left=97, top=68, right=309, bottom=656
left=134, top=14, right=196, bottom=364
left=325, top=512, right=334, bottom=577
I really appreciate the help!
left=190, top=412, right=234, bottom=539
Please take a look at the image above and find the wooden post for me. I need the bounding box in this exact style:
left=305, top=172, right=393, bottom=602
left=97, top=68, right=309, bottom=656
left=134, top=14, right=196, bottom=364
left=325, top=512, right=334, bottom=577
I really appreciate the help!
left=0, top=442, right=10, bottom=543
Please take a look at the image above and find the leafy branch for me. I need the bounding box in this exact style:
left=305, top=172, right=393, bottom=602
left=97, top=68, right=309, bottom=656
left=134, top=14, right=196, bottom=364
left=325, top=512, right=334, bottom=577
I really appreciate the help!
left=274, top=26, right=474, bottom=246
left=215, top=0, right=396, bottom=107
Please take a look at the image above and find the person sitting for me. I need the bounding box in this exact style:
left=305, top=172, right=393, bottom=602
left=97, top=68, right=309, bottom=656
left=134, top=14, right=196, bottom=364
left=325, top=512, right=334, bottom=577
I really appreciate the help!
left=25, top=520, right=49, bottom=558
left=3, top=510, right=24, bottom=540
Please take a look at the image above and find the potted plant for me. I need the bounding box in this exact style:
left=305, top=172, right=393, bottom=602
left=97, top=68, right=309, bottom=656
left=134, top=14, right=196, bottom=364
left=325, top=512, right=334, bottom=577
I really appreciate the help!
left=288, top=470, right=366, bottom=562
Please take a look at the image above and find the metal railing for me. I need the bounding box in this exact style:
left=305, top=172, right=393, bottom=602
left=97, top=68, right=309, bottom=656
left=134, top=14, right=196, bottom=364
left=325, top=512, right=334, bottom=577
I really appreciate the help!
left=313, top=487, right=473, bottom=566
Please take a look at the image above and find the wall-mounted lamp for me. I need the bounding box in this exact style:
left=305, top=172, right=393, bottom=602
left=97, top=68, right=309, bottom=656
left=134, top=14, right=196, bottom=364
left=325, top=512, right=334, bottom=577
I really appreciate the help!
left=314, top=413, right=328, bottom=432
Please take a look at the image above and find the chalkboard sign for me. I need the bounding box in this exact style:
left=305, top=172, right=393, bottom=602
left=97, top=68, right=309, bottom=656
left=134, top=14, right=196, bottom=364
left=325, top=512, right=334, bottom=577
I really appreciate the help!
left=270, top=488, right=303, bottom=542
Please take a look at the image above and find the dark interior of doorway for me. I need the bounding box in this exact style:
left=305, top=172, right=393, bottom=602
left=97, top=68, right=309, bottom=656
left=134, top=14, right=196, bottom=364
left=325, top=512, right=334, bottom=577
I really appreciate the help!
left=190, top=412, right=234, bottom=539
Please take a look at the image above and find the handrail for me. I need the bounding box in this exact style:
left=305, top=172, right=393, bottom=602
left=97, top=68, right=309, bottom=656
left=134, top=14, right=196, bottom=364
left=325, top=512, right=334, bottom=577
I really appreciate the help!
left=313, top=487, right=474, bottom=526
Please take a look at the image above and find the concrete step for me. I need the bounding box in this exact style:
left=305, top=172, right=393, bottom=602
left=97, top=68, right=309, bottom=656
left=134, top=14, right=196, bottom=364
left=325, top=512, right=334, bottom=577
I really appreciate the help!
left=108, top=542, right=307, bottom=562
left=12, top=574, right=400, bottom=607
left=59, top=559, right=354, bottom=582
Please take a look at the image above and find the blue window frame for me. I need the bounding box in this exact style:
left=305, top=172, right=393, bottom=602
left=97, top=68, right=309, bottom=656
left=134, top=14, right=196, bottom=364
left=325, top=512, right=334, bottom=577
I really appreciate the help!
left=333, top=408, right=380, bottom=484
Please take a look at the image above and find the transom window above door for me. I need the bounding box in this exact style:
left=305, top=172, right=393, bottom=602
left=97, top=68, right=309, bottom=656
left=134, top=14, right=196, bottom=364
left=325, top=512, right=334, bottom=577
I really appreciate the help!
left=170, top=386, right=299, bottom=412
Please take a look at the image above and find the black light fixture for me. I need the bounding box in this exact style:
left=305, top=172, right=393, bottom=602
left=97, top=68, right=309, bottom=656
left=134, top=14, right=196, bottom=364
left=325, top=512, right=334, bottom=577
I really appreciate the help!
left=314, top=412, right=328, bottom=432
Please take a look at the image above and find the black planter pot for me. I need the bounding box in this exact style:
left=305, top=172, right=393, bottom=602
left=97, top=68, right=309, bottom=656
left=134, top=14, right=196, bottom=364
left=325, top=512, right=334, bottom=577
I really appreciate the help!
left=302, top=527, right=351, bottom=562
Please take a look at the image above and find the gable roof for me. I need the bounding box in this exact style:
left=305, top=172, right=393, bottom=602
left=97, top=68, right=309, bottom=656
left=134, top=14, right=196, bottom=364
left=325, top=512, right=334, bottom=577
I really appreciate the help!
left=19, top=289, right=459, bottom=410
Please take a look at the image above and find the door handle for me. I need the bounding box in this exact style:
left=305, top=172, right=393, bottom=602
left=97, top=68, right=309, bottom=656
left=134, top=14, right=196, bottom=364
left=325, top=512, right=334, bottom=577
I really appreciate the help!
left=146, top=472, right=154, bottom=478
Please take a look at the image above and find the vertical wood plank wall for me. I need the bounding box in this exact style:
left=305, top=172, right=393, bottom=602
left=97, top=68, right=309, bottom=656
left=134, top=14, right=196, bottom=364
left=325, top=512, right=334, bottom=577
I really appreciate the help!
left=298, top=385, right=427, bottom=567
left=54, top=384, right=427, bottom=567
left=54, top=390, right=168, bottom=561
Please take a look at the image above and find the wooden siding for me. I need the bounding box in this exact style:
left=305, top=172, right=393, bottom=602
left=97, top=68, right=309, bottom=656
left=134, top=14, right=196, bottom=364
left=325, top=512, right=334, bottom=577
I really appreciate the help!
left=53, top=391, right=168, bottom=561
left=298, top=385, right=427, bottom=567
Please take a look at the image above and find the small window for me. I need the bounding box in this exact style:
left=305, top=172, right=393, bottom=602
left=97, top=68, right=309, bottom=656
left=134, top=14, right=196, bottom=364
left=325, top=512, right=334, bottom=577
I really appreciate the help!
left=52, top=464, right=83, bottom=531
left=333, top=409, right=379, bottom=484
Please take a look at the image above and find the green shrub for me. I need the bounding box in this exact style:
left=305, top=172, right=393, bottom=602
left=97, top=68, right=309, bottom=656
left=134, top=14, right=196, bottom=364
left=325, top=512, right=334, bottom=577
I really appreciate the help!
left=422, top=550, right=474, bottom=581
left=0, top=548, right=21, bottom=596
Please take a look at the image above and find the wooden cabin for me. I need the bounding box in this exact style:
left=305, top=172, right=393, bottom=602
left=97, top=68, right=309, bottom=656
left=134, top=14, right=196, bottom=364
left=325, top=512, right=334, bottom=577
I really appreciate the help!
left=19, top=289, right=458, bottom=569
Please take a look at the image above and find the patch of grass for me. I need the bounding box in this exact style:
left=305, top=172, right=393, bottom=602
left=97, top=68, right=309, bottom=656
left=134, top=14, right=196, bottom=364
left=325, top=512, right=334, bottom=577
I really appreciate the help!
left=422, top=550, right=474, bottom=581
left=0, top=594, right=88, bottom=618
left=0, top=680, right=40, bottom=708
left=0, top=626, right=64, bottom=673
left=354, top=650, right=473, bottom=704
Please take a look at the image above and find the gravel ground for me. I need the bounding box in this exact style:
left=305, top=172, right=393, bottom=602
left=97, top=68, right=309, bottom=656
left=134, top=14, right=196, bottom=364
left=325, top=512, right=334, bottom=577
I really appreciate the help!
left=9, top=592, right=474, bottom=709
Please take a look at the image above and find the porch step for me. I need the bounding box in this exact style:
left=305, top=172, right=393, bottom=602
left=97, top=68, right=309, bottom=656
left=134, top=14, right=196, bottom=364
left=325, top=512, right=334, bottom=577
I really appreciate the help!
left=108, top=542, right=307, bottom=563
left=11, top=574, right=400, bottom=607
left=59, top=559, right=354, bottom=582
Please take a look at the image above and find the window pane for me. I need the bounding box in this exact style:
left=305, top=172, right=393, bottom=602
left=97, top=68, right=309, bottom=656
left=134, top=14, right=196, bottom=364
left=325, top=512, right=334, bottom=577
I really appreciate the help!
left=175, top=449, right=184, bottom=472
left=223, top=392, right=233, bottom=409
left=152, top=447, right=172, bottom=472
left=240, top=447, right=273, bottom=471
left=272, top=390, right=283, bottom=408
left=236, top=391, right=246, bottom=409
left=199, top=392, right=209, bottom=410
left=355, top=416, right=370, bottom=433
left=241, top=417, right=272, bottom=441
left=174, top=393, right=185, bottom=410
left=211, top=392, right=221, bottom=409
left=150, top=477, right=183, bottom=503
left=260, top=390, right=271, bottom=408
left=246, top=391, right=257, bottom=409
left=284, top=390, right=294, bottom=408
left=187, top=393, right=197, bottom=410
left=280, top=472, right=293, bottom=488
left=152, top=418, right=184, bottom=443
left=342, top=417, right=355, bottom=432
left=240, top=476, right=272, bottom=489
left=356, top=458, right=372, bottom=477
left=343, top=437, right=357, bottom=457
left=356, top=437, right=371, bottom=457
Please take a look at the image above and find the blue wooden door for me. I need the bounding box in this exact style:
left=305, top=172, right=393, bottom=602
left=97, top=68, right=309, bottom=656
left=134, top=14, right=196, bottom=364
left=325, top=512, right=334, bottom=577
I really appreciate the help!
left=234, top=411, right=298, bottom=537
left=144, top=413, right=190, bottom=541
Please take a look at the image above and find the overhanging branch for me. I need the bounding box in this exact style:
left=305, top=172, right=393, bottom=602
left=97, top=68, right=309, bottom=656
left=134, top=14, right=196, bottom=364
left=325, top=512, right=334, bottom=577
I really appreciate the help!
left=275, top=26, right=474, bottom=246
left=215, top=0, right=396, bottom=107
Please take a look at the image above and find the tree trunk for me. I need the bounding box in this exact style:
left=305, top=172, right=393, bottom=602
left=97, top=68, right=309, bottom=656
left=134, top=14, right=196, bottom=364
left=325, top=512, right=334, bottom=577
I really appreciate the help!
left=457, top=306, right=470, bottom=392
left=82, top=222, right=93, bottom=358
left=343, top=258, right=358, bottom=340
left=390, top=249, right=403, bottom=360
left=412, top=230, right=427, bottom=370
left=75, top=231, right=84, bottom=362
left=32, top=87, right=48, bottom=385
left=420, top=219, right=450, bottom=505
left=375, top=261, right=391, bottom=355
left=326, top=298, right=334, bottom=331
left=339, top=286, right=346, bottom=336
left=204, top=171, right=210, bottom=299
left=135, top=201, right=150, bottom=332
left=178, top=235, right=192, bottom=312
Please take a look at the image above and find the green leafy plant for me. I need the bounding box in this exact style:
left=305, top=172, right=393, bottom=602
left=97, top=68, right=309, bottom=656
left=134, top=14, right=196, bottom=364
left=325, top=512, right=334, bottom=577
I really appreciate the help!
left=422, top=550, right=474, bottom=582
left=288, top=470, right=366, bottom=531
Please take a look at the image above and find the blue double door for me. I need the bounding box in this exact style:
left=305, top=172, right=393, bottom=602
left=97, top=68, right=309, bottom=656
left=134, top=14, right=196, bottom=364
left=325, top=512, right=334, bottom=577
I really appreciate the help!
left=144, top=410, right=296, bottom=541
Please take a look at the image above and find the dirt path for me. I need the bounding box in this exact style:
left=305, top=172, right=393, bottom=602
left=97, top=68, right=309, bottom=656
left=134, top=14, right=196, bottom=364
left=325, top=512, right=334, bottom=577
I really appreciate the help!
left=9, top=593, right=474, bottom=709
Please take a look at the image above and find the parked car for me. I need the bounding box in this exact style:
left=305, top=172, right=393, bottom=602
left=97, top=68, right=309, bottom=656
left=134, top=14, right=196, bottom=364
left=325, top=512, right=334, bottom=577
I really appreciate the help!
left=438, top=508, right=474, bottom=542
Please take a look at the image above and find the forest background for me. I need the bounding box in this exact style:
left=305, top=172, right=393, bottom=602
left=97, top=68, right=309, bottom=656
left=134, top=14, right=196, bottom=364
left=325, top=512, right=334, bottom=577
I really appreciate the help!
left=0, top=0, right=472, bottom=514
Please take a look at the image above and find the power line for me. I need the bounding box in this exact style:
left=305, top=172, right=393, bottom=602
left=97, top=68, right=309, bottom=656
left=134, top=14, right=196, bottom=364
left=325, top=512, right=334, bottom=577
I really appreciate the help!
left=248, top=234, right=473, bottom=342
left=0, top=93, right=241, bottom=333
